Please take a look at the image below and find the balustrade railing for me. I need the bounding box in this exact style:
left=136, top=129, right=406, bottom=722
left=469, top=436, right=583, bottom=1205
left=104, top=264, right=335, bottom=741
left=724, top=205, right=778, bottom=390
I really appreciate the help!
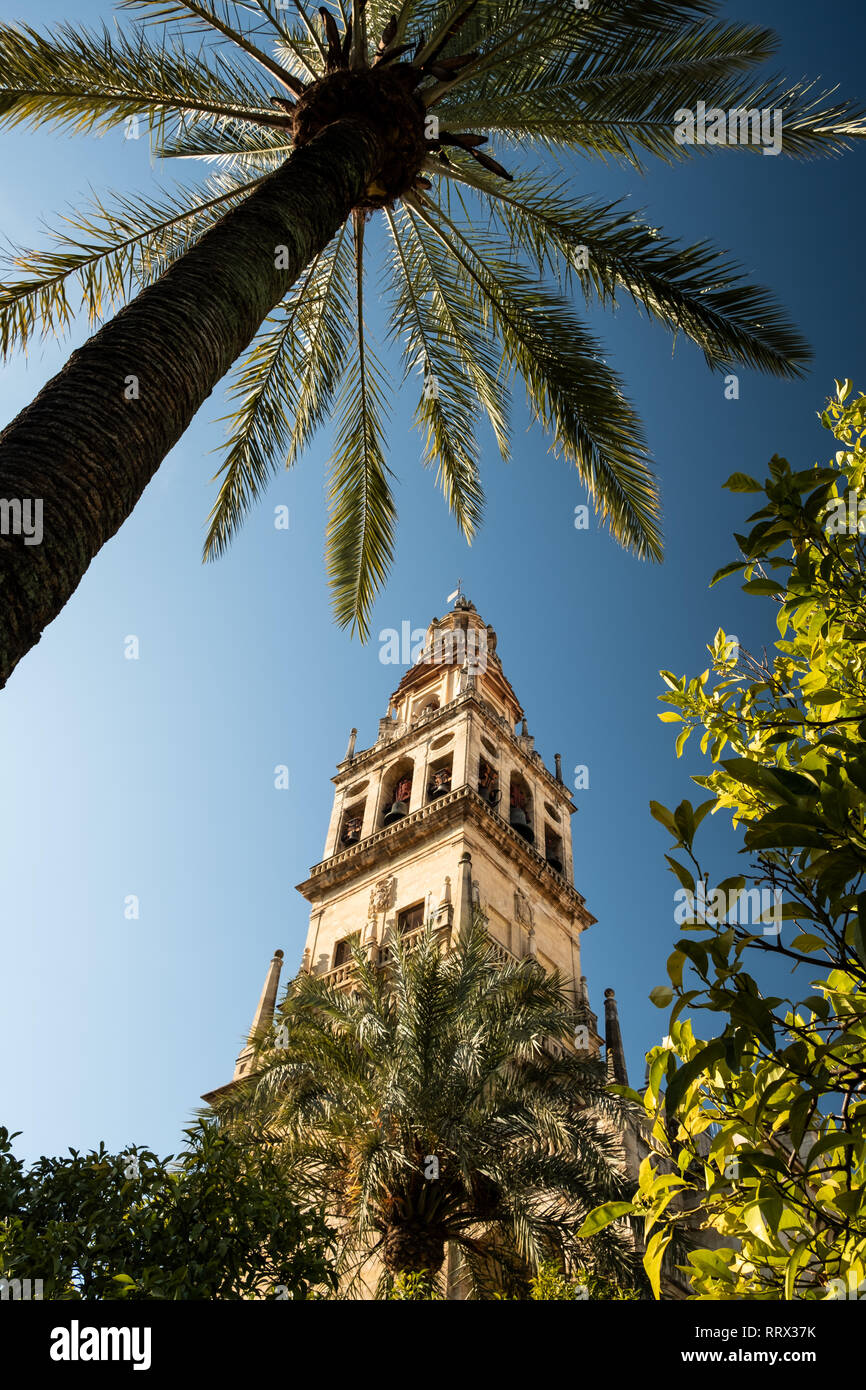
left=320, top=923, right=529, bottom=988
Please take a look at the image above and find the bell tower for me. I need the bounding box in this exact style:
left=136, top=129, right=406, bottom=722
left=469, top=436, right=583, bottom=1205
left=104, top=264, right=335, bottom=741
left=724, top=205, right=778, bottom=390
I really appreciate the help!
left=202, top=592, right=636, bottom=1115
left=295, top=594, right=602, bottom=1053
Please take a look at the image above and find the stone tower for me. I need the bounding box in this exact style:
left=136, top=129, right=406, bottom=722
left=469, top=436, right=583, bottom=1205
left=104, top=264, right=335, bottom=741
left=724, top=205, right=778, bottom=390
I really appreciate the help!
left=296, top=594, right=604, bottom=1054
left=204, top=592, right=630, bottom=1098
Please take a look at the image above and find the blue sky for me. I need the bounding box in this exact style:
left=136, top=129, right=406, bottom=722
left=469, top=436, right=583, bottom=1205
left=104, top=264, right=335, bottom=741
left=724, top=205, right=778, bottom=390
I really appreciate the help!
left=1, top=0, right=864, bottom=1164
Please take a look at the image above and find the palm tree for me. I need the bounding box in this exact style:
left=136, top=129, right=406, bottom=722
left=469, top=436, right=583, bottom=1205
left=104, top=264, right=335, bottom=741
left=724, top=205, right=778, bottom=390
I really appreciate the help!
left=0, top=0, right=862, bottom=685
left=210, top=912, right=644, bottom=1297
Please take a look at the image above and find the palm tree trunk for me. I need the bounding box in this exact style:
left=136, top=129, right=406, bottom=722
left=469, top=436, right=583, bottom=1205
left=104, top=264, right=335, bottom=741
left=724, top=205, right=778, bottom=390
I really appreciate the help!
left=383, top=1220, right=447, bottom=1278
left=0, top=119, right=384, bottom=688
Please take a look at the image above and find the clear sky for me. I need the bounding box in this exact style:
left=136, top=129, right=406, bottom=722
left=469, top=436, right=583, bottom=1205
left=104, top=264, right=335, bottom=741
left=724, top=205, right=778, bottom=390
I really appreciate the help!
left=1, top=0, right=864, bottom=1165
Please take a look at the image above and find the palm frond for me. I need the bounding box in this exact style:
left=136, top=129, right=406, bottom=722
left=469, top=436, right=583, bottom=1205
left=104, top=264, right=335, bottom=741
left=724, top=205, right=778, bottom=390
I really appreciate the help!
left=434, top=13, right=866, bottom=164
left=434, top=164, right=811, bottom=377
left=392, top=201, right=510, bottom=461
left=406, top=195, right=663, bottom=560
left=119, top=0, right=305, bottom=92
left=421, top=0, right=728, bottom=109
left=285, top=220, right=356, bottom=465
left=439, top=76, right=866, bottom=168
left=326, top=213, right=397, bottom=637
left=203, top=281, right=307, bottom=561
left=0, top=174, right=264, bottom=356
left=204, top=221, right=355, bottom=558
left=272, top=30, right=328, bottom=85
left=384, top=206, right=484, bottom=540
left=131, top=0, right=301, bottom=88
left=153, top=112, right=292, bottom=167
left=0, top=20, right=276, bottom=141
left=276, top=0, right=330, bottom=71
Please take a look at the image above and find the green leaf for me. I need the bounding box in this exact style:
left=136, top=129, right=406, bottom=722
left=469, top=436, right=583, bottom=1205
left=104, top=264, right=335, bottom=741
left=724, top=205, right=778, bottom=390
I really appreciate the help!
left=789, top=933, right=827, bottom=954
left=664, top=1041, right=726, bottom=1117
left=723, top=472, right=763, bottom=493
left=693, top=798, right=716, bottom=831
left=720, top=757, right=785, bottom=797
left=644, top=1229, right=672, bottom=1300
left=729, top=992, right=776, bottom=1050
left=716, top=875, right=746, bottom=897
left=789, top=1093, right=816, bottom=1153
left=649, top=986, right=674, bottom=1009
left=664, top=855, right=695, bottom=892
left=709, top=560, right=746, bottom=588
left=688, top=1248, right=736, bottom=1280
left=577, top=1201, right=635, bottom=1238
left=800, top=995, right=830, bottom=1021
left=649, top=801, right=681, bottom=839
left=667, top=949, right=686, bottom=989
left=742, top=578, right=786, bottom=596
left=804, top=1131, right=859, bottom=1170
left=742, top=1199, right=780, bottom=1246
left=745, top=822, right=828, bottom=851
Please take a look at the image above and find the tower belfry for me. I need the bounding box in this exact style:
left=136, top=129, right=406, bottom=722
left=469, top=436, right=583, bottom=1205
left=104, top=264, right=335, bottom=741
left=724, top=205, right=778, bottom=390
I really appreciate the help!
left=295, top=595, right=601, bottom=1052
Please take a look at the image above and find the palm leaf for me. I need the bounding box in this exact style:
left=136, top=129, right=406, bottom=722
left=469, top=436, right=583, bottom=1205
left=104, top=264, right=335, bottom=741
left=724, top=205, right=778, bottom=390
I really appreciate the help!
left=421, top=0, right=732, bottom=109
left=1, top=0, right=857, bottom=647
left=203, top=284, right=308, bottom=562
left=203, top=222, right=355, bottom=557
left=118, top=0, right=306, bottom=92
left=434, top=163, right=811, bottom=377
left=153, top=113, right=292, bottom=168
left=0, top=174, right=265, bottom=356
left=384, top=205, right=484, bottom=540
left=434, top=10, right=866, bottom=164
left=0, top=20, right=276, bottom=140
left=407, top=195, right=663, bottom=559
left=326, top=213, right=397, bottom=637
left=392, top=202, right=510, bottom=462
left=285, top=220, right=355, bottom=465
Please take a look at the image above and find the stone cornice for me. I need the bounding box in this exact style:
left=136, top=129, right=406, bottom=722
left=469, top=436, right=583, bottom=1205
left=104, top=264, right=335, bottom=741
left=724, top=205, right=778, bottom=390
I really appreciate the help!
left=334, top=694, right=465, bottom=780
left=333, top=690, right=576, bottom=814
left=470, top=694, right=577, bottom=814
left=295, top=783, right=595, bottom=928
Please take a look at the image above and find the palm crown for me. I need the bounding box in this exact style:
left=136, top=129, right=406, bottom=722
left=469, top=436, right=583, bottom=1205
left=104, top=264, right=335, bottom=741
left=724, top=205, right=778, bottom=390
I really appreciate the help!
left=213, top=912, right=644, bottom=1295
left=2, top=0, right=863, bottom=636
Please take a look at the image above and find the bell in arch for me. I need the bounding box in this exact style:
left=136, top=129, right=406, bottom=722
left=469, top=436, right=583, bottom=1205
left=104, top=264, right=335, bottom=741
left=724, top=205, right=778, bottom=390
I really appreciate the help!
left=383, top=773, right=412, bottom=824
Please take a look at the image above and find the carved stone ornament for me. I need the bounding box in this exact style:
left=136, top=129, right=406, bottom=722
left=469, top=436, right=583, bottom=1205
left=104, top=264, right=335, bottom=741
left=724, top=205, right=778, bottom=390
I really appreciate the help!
left=514, top=888, right=534, bottom=928
left=457, top=660, right=477, bottom=695
left=371, top=875, right=396, bottom=914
